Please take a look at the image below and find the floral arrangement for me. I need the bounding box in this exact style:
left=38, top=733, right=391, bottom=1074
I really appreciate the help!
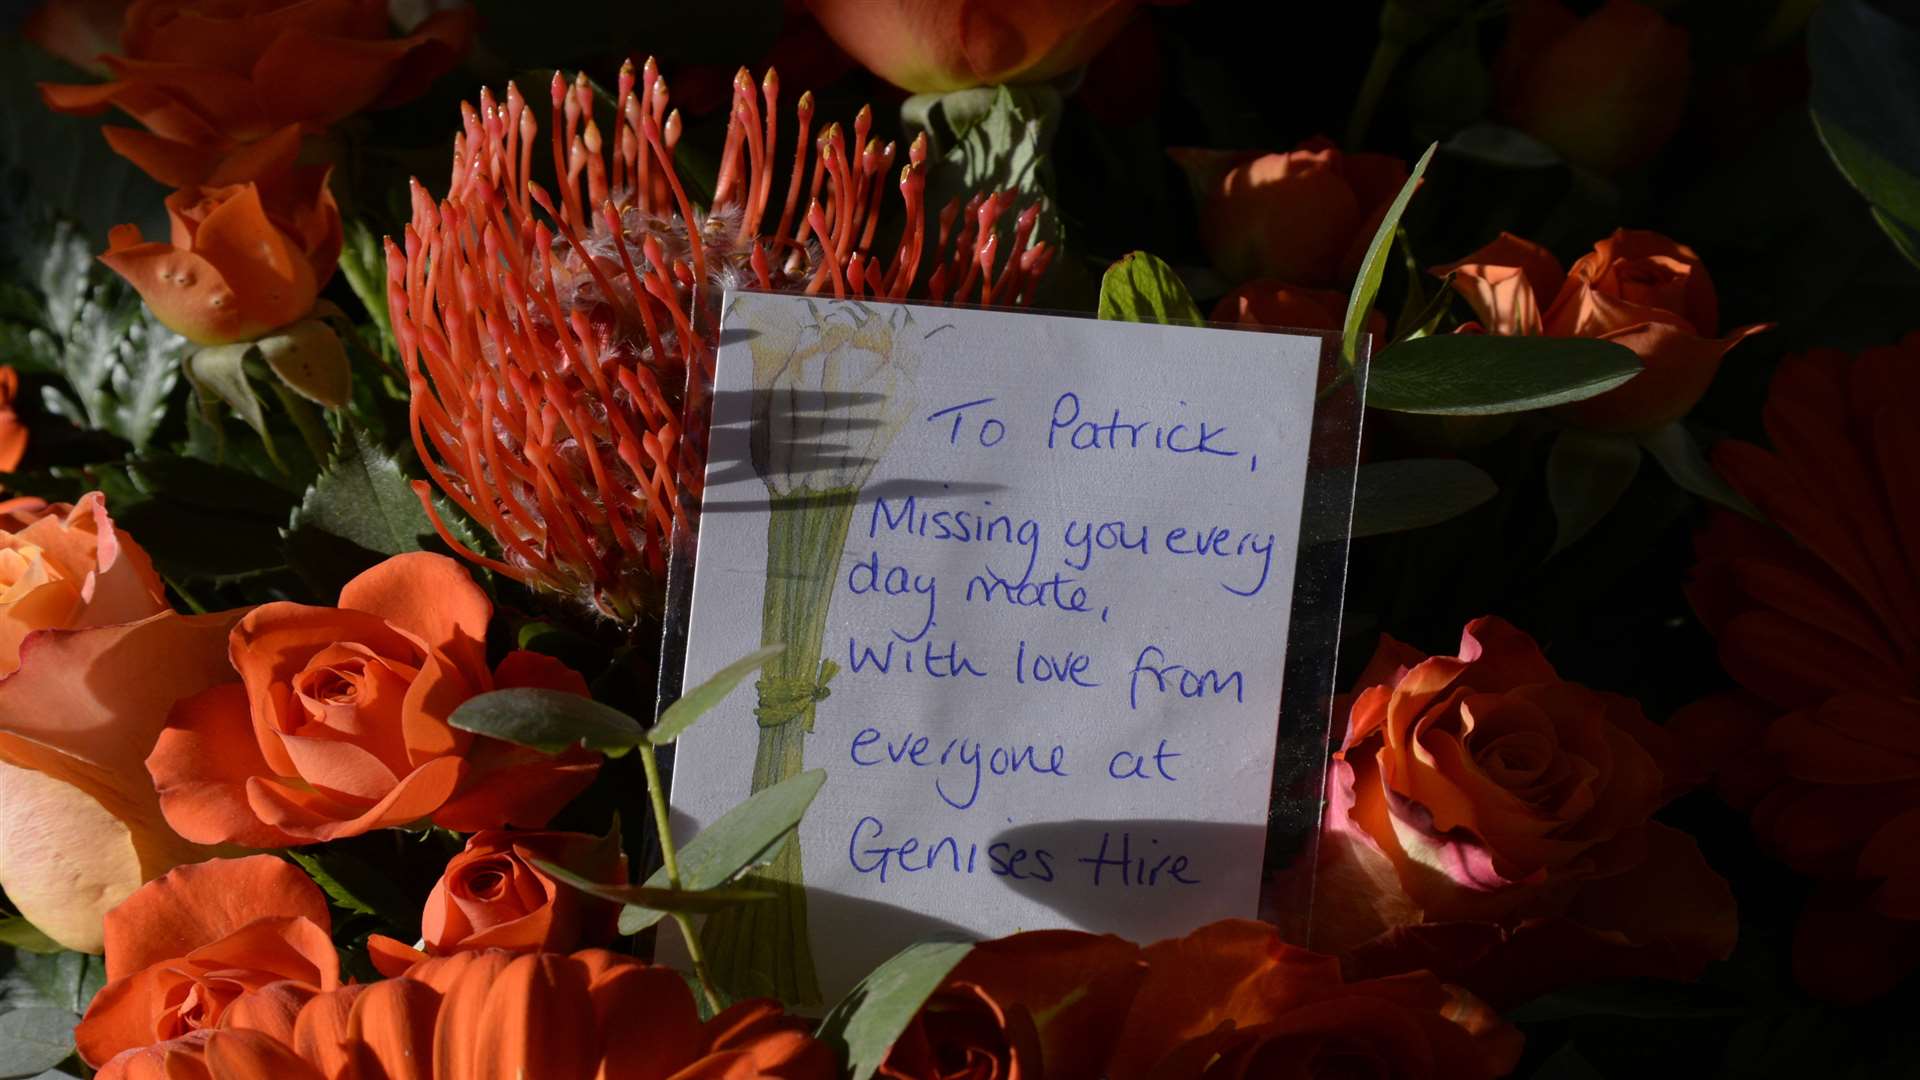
left=0, top=0, right=1913, bottom=1077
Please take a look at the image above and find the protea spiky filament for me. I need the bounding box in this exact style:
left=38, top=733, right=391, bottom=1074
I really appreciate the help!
left=386, top=59, right=1052, bottom=622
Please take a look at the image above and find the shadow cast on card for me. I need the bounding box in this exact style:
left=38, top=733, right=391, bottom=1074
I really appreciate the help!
left=698, top=475, right=1006, bottom=513
left=985, top=818, right=1280, bottom=940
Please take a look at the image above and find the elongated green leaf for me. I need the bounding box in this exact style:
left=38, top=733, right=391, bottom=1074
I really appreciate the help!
left=1344, top=142, right=1436, bottom=364
left=1812, top=111, right=1920, bottom=266
left=1546, top=429, right=1642, bottom=554
left=536, top=862, right=773, bottom=912
left=618, top=769, right=827, bottom=933
left=1334, top=459, right=1498, bottom=542
left=652, top=645, right=785, bottom=745
left=817, top=940, right=974, bottom=1080
left=1097, top=252, right=1204, bottom=326
left=0, top=1006, right=78, bottom=1077
left=449, top=689, right=644, bottom=756
left=1638, top=423, right=1759, bottom=518
left=1368, top=334, right=1641, bottom=415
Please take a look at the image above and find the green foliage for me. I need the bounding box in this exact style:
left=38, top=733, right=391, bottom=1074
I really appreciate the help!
left=1344, top=142, right=1436, bottom=365
left=1340, top=458, right=1498, bottom=541
left=1809, top=0, right=1920, bottom=268
left=1367, top=334, right=1641, bottom=415
left=1096, top=252, right=1205, bottom=326
left=816, top=940, right=974, bottom=1080
left=3, top=220, right=183, bottom=453
left=283, top=426, right=440, bottom=595
left=536, top=862, right=772, bottom=913
left=1545, top=429, right=1642, bottom=555
left=1638, top=423, right=1758, bottom=518
left=651, top=645, right=786, bottom=745
left=449, top=689, right=647, bottom=757
left=906, top=85, right=1062, bottom=254
left=0, top=923, right=59, bottom=957
left=0, top=1007, right=78, bottom=1078
left=618, top=769, right=827, bottom=933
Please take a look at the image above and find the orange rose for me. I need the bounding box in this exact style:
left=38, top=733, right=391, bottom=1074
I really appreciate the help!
left=0, top=608, right=237, bottom=952
left=97, top=1028, right=325, bottom=1080
left=1302, top=617, right=1735, bottom=1006
left=880, top=931, right=1147, bottom=1079
left=100, top=127, right=341, bottom=345
left=75, top=855, right=340, bottom=1067
left=1495, top=0, right=1691, bottom=174
left=1434, top=229, right=1768, bottom=431
left=1678, top=336, right=1920, bottom=1002
left=0, top=492, right=169, bottom=674
left=242, top=950, right=832, bottom=1079
left=1108, top=921, right=1522, bottom=1080
left=365, top=828, right=628, bottom=976
left=806, top=0, right=1144, bottom=93
left=1179, top=139, right=1408, bottom=289
left=0, top=366, right=26, bottom=473
left=40, top=0, right=471, bottom=187
left=146, top=551, right=600, bottom=846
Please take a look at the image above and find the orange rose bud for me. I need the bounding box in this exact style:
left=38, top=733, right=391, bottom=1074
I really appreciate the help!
left=146, top=552, right=600, bottom=847
left=367, top=829, right=628, bottom=976
left=0, top=492, right=169, bottom=674
left=1496, top=0, right=1691, bottom=175
left=1181, top=139, right=1408, bottom=288
left=100, top=130, right=340, bottom=346
left=1435, top=229, right=1768, bottom=432
left=75, top=855, right=340, bottom=1068
left=1305, top=617, right=1737, bottom=1006
left=806, top=0, right=1143, bottom=93
left=40, top=0, right=473, bottom=187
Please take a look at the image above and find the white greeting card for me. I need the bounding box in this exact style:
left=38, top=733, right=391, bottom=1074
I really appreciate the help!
left=668, top=291, right=1326, bottom=1003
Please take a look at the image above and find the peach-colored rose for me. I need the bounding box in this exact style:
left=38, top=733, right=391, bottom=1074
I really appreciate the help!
left=147, top=552, right=599, bottom=846
left=1181, top=139, right=1408, bottom=288
left=40, top=0, right=472, bottom=188
left=1434, top=229, right=1768, bottom=431
left=365, top=828, right=628, bottom=976
left=806, top=0, right=1145, bottom=93
left=0, top=492, right=168, bottom=674
left=100, top=127, right=341, bottom=345
left=1300, top=617, right=1737, bottom=1006
left=0, top=608, right=236, bottom=952
left=1495, top=0, right=1691, bottom=174
left=76, top=855, right=339, bottom=1067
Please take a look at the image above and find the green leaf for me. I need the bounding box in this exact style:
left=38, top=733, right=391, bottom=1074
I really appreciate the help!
left=0, top=922, right=61, bottom=956
left=1638, top=422, right=1760, bottom=518
left=619, top=769, right=827, bottom=933
left=1337, top=459, right=1498, bottom=541
left=449, top=688, right=644, bottom=757
left=185, top=343, right=279, bottom=464
left=1096, top=252, right=1205, bottom=326
left=909, top=85, right=1062, bottom=255
left=9, top=952, right=104, bottom=1016
left=1546, top=429, right=1643, bottom=555
left=257, top=320, right=352, bottom=409
left=652, top=645, right=786, bottom=745
left=0, top=1007, right=78, bottom=1078
left=1811, top=111, right=1920, bottom=266
left=1367, top=334, right=1641, bottom=415
left=535, top=862, right=773, bottom=912
left=1344, top=142, right=1436, bottom=365
left=288, top=427, right=437, bottom=558
left=816, top=940, right=974, bottom=1080
left=336, top=217, right=394, bottom=354
left=285, top=849, right=421, bottom=936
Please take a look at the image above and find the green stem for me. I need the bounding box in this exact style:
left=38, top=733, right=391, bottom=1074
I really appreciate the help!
left=639, top=742, right=722, bottom=1015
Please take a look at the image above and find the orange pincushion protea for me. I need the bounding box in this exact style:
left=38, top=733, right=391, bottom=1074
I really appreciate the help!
left=389, top=60, right=1052, bottom=622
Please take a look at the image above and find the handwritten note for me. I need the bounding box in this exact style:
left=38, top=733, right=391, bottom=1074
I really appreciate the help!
left=668, top=292, right=1324, bottom=1001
